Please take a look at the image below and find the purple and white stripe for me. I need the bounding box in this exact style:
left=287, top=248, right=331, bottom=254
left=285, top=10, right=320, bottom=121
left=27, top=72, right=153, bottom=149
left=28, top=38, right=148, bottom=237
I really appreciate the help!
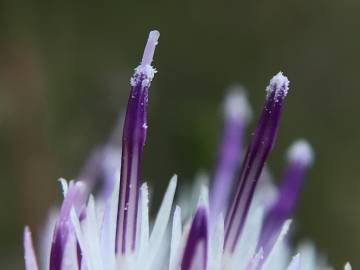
left=116, top=30, right=159, bottom=254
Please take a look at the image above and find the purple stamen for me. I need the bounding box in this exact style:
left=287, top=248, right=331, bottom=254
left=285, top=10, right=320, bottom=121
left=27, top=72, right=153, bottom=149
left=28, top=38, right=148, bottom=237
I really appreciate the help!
left=181, top=206, right=208, bottom=270
left=115, top=30, right=160, bottom=254
left=224, top=72, right=290, bottom=252
left=210, top=88, right=251, bottom=224
left=258, top=140, right=313, bottom=256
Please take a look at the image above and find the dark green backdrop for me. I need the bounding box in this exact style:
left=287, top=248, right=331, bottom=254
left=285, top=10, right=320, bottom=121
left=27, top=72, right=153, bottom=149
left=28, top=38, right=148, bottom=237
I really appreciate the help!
left=0, top=0, right=359, bottom=268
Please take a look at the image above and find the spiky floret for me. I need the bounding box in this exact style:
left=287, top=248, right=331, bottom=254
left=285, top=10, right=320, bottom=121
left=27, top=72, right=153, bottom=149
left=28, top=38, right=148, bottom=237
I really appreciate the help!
left=23, top=31, right=352, bottom=270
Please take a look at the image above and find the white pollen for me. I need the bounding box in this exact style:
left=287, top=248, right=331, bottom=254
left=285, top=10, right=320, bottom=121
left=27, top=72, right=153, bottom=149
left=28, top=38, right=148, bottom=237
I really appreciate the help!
left=287, top=139, right=314, bottom=166
left=130, top=64, right=157, bottom=87
left=266, top=71, right=290, bottom=99
left=344, top=262, right=352, bottom=270
left=224, top=86, right=252, bottom=123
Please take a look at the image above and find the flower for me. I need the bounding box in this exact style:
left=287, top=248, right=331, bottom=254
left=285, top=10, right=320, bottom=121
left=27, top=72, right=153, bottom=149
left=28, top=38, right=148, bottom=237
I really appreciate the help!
left=23, top=30, right=351, bottom=270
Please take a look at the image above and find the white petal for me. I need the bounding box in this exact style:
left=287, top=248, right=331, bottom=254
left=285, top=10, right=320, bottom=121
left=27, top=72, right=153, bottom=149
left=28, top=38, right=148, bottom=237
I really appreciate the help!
left=247, top=248, right=264, bottom=270
left=24, top=227, right=39, bottom=270
left=286, top=254, right=300, bottom=270
left=100, top=169, right=120, bottom=270
left=209, top=215, right=224, bottom=270
left=231, top=206, right=264, bottom=270
left=141, top=175, right=177, bottom=270
left=136, top=182, right=150, bottom=259
left=261, top=219, right=292, bottom=270
left=297, top=242, right=316, bottom=270
left=169, top=206, right=182, bottom=270
left=60, top=231, right=79, bottom=270
left=83, top=195, right=104, bottom=270
left=39, top=210, right=57, bottom=270
left=70, top=208, right=92, bottom=270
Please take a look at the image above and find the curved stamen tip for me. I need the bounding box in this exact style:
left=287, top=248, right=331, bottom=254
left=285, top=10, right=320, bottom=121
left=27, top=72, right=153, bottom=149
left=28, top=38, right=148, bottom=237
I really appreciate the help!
left=266, top=71, right=290, bottom=100
left=224, top=86, right=252, bottom=123
left=141, top=30, right=160, bottom=66
left=287, top=139, right=314, bottom=166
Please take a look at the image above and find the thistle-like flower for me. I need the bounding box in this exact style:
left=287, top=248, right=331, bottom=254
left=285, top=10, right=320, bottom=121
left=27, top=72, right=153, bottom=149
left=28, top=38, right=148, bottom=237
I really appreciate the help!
left=24, top=30, right=351, bottom=270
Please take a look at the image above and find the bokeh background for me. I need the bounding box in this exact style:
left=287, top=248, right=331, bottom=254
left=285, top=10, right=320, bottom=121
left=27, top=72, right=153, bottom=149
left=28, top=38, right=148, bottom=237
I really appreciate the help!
left=0, top=0, right=359, bottom=268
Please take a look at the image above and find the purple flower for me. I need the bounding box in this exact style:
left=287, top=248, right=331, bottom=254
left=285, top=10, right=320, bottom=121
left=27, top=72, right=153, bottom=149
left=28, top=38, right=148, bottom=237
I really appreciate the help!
left=24, top=30, right=351, bottom=270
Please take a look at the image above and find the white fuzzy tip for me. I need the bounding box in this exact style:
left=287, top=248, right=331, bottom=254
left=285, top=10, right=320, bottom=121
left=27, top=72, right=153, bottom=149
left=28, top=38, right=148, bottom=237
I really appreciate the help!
left=131, top=65, right=157, bottom=87
left=224, top=86, right=252, bottom=123
left=266, top=71, right=290, bottom=100
left=287, top=139, right=314, bottom=166
left=344, top=262, right=352, bottom=270
left=141, top=30, right=160, bottom=66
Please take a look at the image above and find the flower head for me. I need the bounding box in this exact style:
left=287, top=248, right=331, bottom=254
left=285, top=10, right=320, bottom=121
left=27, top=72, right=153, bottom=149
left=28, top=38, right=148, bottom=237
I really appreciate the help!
left=24, top=31, right=351, bottom=270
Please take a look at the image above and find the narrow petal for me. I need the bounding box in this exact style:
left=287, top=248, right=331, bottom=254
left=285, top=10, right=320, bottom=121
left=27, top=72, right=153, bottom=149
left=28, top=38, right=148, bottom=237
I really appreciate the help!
left=24, top=227, right=39, bottom=270
left=141, top=175, right=177, bottom=270
left=231, top=207, right=264, bottom=270
left=261, top=219, right=292, bottom=270
left=100, top=170, right=120, bottom=270
left=169, top=206, right=182, bottom=270
left=208, top=214, right=224, bottom=270
left=181, top=206, right=208, bottom=270
left=70, top=208, right=89, bottom=269
left=83, top=196, right=104, bottom=270
left=49, top=181, right=86, bottom=270
left=225, top=72, right=290, bottom=252
left=136, top=182, right=150, bottom=258
left=246, top=248, right=264, bottom=270
left=297, top=242, right=316, bottom=270
left=116, top=30, right=160, bottom=254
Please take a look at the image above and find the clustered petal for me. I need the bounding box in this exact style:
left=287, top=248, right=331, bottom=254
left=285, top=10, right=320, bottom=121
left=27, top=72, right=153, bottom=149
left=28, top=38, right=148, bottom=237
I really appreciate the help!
left=24, top=30, right=351, bottom=270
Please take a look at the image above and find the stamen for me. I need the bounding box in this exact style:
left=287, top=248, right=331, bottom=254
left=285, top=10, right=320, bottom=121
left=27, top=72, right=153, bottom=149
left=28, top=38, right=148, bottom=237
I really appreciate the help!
left=224, top=72, right=290, bottom=252
left=258, top=140, right=313, bottom=256
left=210, top=87, right=251, bottom=224
left=181, top=206, right=208, bottom=270
left=116, top=30, right=160, bottom=254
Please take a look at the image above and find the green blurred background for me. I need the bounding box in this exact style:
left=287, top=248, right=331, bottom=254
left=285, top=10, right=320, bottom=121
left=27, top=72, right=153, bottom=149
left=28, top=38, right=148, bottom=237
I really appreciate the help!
left=0, top=0, right=359, bottom=268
